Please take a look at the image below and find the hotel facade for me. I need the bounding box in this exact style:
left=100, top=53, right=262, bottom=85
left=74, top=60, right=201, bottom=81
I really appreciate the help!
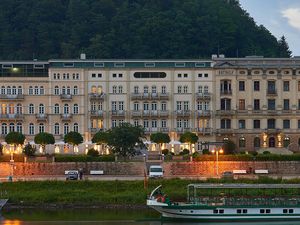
left=0, top=55, right=300, bottom=153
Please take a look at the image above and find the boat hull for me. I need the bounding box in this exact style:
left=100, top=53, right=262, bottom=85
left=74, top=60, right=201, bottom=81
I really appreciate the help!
left=0, top=199, right=8, bottom=210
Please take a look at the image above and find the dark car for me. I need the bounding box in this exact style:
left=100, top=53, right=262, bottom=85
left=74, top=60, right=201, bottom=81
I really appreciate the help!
left=66, top=171, right=79, bottom=180
left=221, top=171, right=233, bottom=179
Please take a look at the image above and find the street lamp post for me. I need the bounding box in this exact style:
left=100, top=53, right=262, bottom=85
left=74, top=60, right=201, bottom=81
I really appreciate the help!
left=211, top=148, right=223, bottom=176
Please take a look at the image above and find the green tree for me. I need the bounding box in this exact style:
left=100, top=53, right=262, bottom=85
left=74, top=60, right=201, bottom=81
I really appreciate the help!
left=5, top=132, right=25, bottom=151
left=64, top=131, right=83, bottom=153
left=277, top=36, right=292, bottom=58
left=179, top=132, right=198, bottom=154
left=23, top=143, right=36, bottom=157
left=150, top=132, right=170, bottom=152
left=92, top=131, right=109, bottom=154
left=106, top=123, right=144, bottom=158
left=34, top=132, right=55, bottom=154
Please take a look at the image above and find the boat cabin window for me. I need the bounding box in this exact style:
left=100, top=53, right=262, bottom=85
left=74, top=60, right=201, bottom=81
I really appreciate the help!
left=266, top=209, right=271, bottom=214
left=213, top=209, right=218, bottom=214
left=237, top=209, right=241, bottom=214
left=289, top=209, right=294, bottom=214
left=219, top=209, right=224, bottom=214
left=242, top=209, right=247, bottom=213
left=237, top=209, right=247, bottom=214
left=283, top=209, right=288, bottom=214
left=260, top=209, right=265, bottom=214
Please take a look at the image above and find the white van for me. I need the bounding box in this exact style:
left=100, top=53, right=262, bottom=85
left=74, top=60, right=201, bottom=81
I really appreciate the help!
left=149, top=165, right=163, bottom=178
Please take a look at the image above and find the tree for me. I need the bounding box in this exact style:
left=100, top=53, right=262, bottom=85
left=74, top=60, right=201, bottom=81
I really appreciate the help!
left=106, top=123, right=145, bottom=158
left=23, top=143, right=36, bottom=157
left=179, top=132, right=198, bottom=154
left=223, top=140, right=236, bottom=154
left=34, top=132, right=55, bottom=154
left=64, top=131, right=83, bottom=152
left=5, top=132, right=25, bottom=152
left=150, top=132, right=170, bottom=152
left=92, top=131, right=109, bottom=154
left=277, top=36, right=292, bottom=58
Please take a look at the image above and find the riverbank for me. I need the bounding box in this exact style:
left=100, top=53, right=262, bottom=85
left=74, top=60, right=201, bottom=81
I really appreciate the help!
left=2, top=177, right=300, bottom=208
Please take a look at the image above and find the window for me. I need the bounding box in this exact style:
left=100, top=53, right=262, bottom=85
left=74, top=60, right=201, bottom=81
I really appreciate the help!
left=73, top=104, right=79, bottom=114
left=73, top=123, right=79, bottom=132
left=1, top=86, right=5, bottom=95
left=63, top=104, right=69, bottom=114
left=266, top=209, right=271, bottom=214
left=239, top=137, right=246, bottom=147
left=283, top=81, right=289, bottom=91
left=161, top=86, right=166, bottom=94
left=145, top=62, right=155, bottom=67
left=54, top=104, right=59, bottom=114
left=284, top=137, right=290, bottom=147
left=260, top=209, right=265, bottom=214
left=183, top=73, right=188, bottom=78
left=254, top=81, right=260, bottom=91
left=39, top=104, right=45, bottom=114
left=112, top=73, right=117, bottom=78
left=161, top=120, right=167, bottom=128
left=204, top=73, right=208, bottom=78
left=29, top=104, right=34, bottom=114
left=183, top=86, right=188, bottom=93
left=29, top=86, right=33, bottom=95
left=12, top=86, right=16, bottom=95
left=204, top=86, right=208, bottom=93
left=254, top=99, right=260, bottom=110
left=221, top=119, right=231, bottom=129
left=112, top=101, right=117, bottom=111
left=133, top=102, right=139, bottom=111
left=198, top=73, right=202, bottom=78
left=118, top=85, right=123, bottom=94
left=144, top=86, right=149, bottom=94
left=151, top=120, right=157, bottom=128
left=268, top=99, right=276, bottom=110
left=283, top=209, right=288, bottom=214
left=9, top=123, right=14, bottom=132
left=254, top=137, right=260, bottom=148
left=161, top=102, right=167, bottom=111
left=151, top=86, right=157, bottom=94
left=237, top=209, right=242, bottom=214
left=178, top=73, right=182, bottom=78
left=114, top=62, right=125, bottom=67
left=54, top=123, right=60, bottom=135
left=63, top=123, right=69, bottom=134
left=18, top=86, right=22, bottom=94
left=54, top=86, right=59, bottom=95
left=94, top=62, right=104, bottom=67
left=289, top=209, right=294, bottom=214
left=39, top=123, right=45, bottom=133
left=239, top=120, right=246, bottom=129
left=176, top=101, right=182, bottom=111
left=73, top=86, right=78, bottom=95
left=118, top=73, right=123, bottom=78
left=66, top=86, right=71, bottom=95
left=198, top=86, right=203, bottom=93
left=267, top=80, right=276, bottom=93
left=7, top=86, right=11, bottom=95
left=112, top=86, right=117, bottom=94
left=177, top=86, right=182, bottom=93
left=134, top=120, right=139, bottom=127
left=283, top=120, right=290, bottom=129
left=151, top=102, right=157, bottom=111
left=40, top=86, right=44, bottom=95
left=134, top=86, right=139, bottom=94
left=175, top=62, right=185, bottom=67
left=133, top=72, right=166, bottom=78
left=283, top=99, right=289, bottom=110
left=253, top=120, right=260, bottom=129
left=143, top=120, right=149, bottom=128
left=239, top=99, right=245, bottom=110
left=28, top=123, right=34, bottom=135
left=112, top=120, right=117, bottom=128
left=62, top=86, right=66, bottom=95
left=34, top=86, right=39, bottom=95
left=267, top=119, right=276, bottom=129
left=92, top=73, right=96, bottom=78
left=239, top=81, right=245, bottom=91
left=220, top=98, right=231, bottom=110
left=16, top=103, right=22, bottom=114
left=16, top=123, right=22, bottom=133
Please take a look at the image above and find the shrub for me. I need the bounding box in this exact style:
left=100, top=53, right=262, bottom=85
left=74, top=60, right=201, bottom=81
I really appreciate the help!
left=192, top=152, right=200, bottom=158
left=87, top=148, right=99, bottom=157
left=55, top=154, right=114, bottom=162
left=263, top=151, right=271, bottom=155
left=23, top=143, right=36, bottom=157
left=162, top=149, right=169, bottom=155
left=249, top=151, right=258, bottom=156
left=202, top=149, right=210, bottom=155
left=179, top=149, right=190, bottom=155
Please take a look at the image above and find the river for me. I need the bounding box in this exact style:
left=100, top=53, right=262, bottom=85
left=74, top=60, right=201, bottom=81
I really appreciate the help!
left=1, top=208, right=300, bottom=225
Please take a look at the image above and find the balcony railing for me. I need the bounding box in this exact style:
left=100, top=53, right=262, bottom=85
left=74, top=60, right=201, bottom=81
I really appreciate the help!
left=215, top=110, right=235, bottom=116
left=89, top=93, right=105, bottom=101
left=131, top=92, right=169, bottom=100
left=0, top=113, right=24, bottom=120
left=159, top=92, right=169, bottom=100
left=60, top=113, right=73, bottom=121
left=111, top=110, right=126, bottom=117
left=175, top=110, right=191, bottom=117
left=159, top=127, right=169, bottom=132
left=35, top=113, right=47, bottom=121
left=90, top=110, right=104, bottom=117
left=0, top=94, right=24, bottom=100
left=216, top=128, right=234, bottom=134
left=159, top=110, right=169, bottom=117
left=220, top=90, right=232, bottom=95
left=175, top=127, right=191, bottom=133
left=196, top=92, right=211, bottom=100
left=196, top=127, right=212, bottom=134
left=131, top=110, right=142, bottom=117
left=196, top=110, right=211, bottom=117
left=60, top=94, right=72, bottom=101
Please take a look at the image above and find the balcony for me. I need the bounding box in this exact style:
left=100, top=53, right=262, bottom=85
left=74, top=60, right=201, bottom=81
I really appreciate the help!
left=159, top=110, right=169, bottom=117
left=150, top=110, right=159, bottom=117
left=142, top=110, right=151, bottom=117
left=220, top=90, right=232, bottom=95
left=196, top=127, right=213, bottom=134
left=265, top=128, right=281, bottom=134
left=131, top=92, right=169, bottom=100
left=151, top=93, right=159, bottom=100
left=90, top=110, right=104, bottom=118
left=131, top=93, right=142, bottom=100
left=60, top=113, right=73, bottom=121
left=111, top=110, right=126, bottom=117
left=131, top=110, right=142, bottom=117
left=266, top=110, right=278, bottom=116
left=159, top=92, right=169, bottom=100
left=159, top=127, right=169, bottom=132
left=196, top=110, right=211, bottom=117
left=267, top=89, right=277, bottom=96
left=35, top=113, right=47, bottom=121
left=89, top=93, right=105, bottom=101
left=196, top=92, right=211, bottom=100
left=60, top=94, right=72, bottom=101
left=142, top=93, right=151, bottom=100
left=0, top=94, right=24, bottom=100
left=175, top=110, right=191, bottom=117
left=0, top=114, right=24, bottom=121
left=215, top=110, right=235, bottom=116
left=175, top=127, right=191, bottom=133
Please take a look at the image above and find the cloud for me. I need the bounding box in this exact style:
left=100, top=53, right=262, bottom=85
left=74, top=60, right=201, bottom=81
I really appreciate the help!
left=282, top=8, right=300, bottom=31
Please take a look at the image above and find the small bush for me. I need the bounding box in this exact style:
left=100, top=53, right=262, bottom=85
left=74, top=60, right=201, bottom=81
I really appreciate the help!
left=55, top=154, right=115, bottom=162
left=162, top=149, right=169, bottom=155
left=87, top=148, right=99, bottom=157
left=239, top=151, right=246, bottom=154
left=192, top=152, right=200, bottom=158
left=202, top=149, right=210, bottom=155
left=263, top=151, right=271, bottom=155
left=23, top=143, right=36, bottom=157
left=249, top=151, right=258, bottom=156
left=179, top=149, right=190, bottom=155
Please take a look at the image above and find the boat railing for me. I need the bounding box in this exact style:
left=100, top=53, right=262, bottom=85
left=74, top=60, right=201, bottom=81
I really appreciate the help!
left=190, top=196, right=300, bottom=207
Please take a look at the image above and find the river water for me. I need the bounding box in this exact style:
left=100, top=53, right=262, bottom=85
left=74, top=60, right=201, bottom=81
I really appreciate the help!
left=1, top=208, right=300, bottom=225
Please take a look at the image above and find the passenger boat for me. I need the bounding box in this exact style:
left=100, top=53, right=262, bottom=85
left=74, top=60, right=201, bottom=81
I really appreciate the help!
left=0, top=199, right=7, bottom=210
left=147, top=184, right=300, bottom=221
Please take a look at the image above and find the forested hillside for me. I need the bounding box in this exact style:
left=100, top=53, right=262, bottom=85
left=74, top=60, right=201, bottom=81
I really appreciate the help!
left=0, top=0, right=291, bottom=60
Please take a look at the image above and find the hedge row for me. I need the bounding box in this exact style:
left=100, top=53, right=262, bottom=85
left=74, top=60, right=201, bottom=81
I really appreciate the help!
left=54, top=154, right=115, bottom=162
left=194, top=154, right=300, bottom=161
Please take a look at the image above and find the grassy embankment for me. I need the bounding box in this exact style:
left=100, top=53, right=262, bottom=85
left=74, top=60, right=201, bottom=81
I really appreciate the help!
left=1, top=177, right=300, bottom=207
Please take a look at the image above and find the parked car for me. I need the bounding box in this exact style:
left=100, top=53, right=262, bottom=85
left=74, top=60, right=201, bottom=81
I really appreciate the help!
left=149, top=165, right=164, bottom=178
left=221, top=171, right=233, bottom=179
left=66, top=171, right=79, bottom=180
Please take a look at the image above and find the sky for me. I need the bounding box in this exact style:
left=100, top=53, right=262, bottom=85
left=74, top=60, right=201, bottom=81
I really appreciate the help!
left=239, top=0, right=300, bottom=56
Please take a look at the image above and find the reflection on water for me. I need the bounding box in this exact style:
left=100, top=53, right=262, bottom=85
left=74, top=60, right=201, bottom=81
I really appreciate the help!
left=1, top=209, right=300, bottom=225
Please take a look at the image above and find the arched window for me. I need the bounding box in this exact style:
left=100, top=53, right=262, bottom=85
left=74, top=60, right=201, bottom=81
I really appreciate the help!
left=54, top=86, right=59, bottom=95
left=29, top=123, right=34, bottom=135
left=9, top=123, right=14, bottom=132
left=12, top=86, right=16, bottom=95
left=8, top=103, right=14, bottom=114
left=73, top=86, right=78, bottom=95
left=64, top=123, right=69, bottom=135
left=204, top=86, right=209, bottom=93
left=62, top=86, right=66, bottom=95
left=16, top=122, right=22, bottom=133
left=183, top=85, right=188, bottom=93
left=54, top=104, right=60, bottom=114
left=73, top=123, right=79, bottom=132
left=39, top=104, right=45, bottom=114
left=152, top=86, right=157, bottom=93
left=254, top=137, right=260, bottom=148
left=118, top=85, right=123, bottom=94
left=1, top=86, right=5, bottom=95
left=161, top=86, right=166, bottom=94
left=144, top=86, right=149, bottom=94
left=7, top=86, right=11, bottom=95
left=112, top=85, right=117, bottom=94
left=91, top=102, right=96, bottom=111
left=1, top=123, right=7, bottom=135
left=39, top=123, right=45, bottom=133
left=40, top=86, right=44, bottom=95
left=64, top=104, right=69, bottom=114
left=284, top=137, right=290, bottom=148
left=66, top=86, right=71, bottom=95
left=18, top=86, right=22, bottom=94
left=54, top=123, right=60, bottom=135
left=134, top=86, right=139, bottom=94
left=28, top=104, right=34, bottom=114
left=34, top=86, right=39, bottom=95
left=239, top=137, right=246, bottom=148
left=73, top=104, right=79, bottom=114
left=16, top=103, right=22, bottom=114
left=29, top=86, right=33, bottom=95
